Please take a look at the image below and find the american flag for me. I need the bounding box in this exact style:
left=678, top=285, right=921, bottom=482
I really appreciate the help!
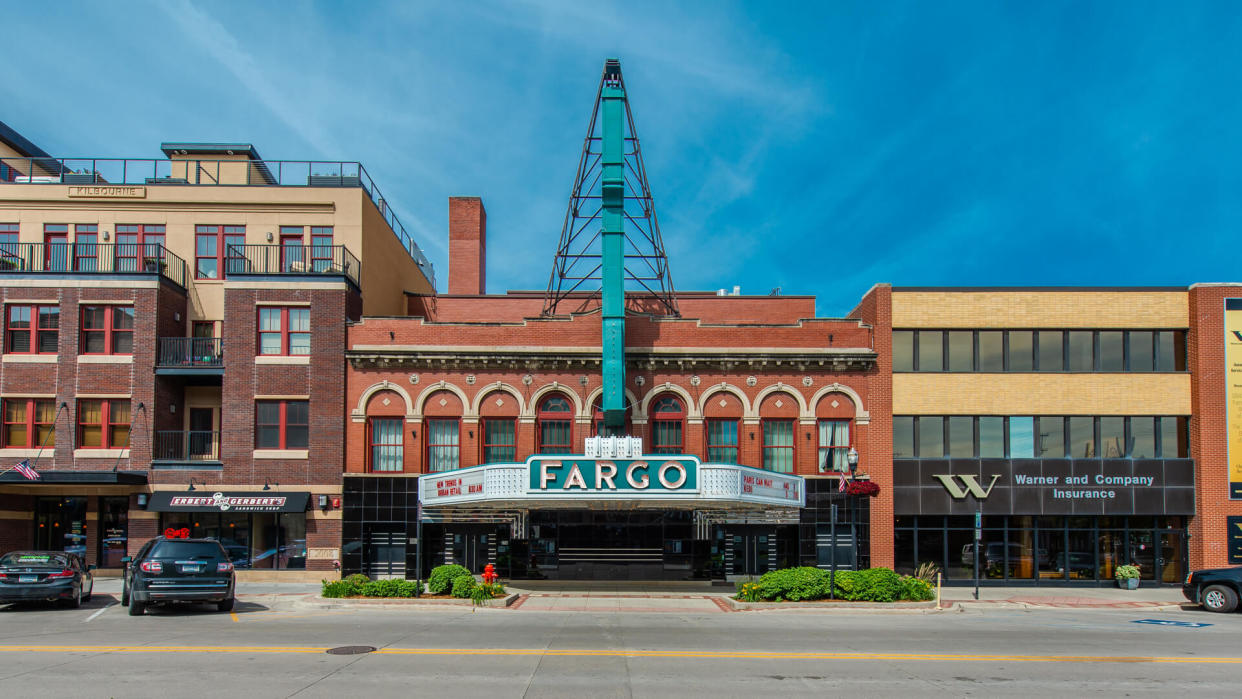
left=13, top=460, right=40, bottom=481
left=838, top=475, right=847, bottom=493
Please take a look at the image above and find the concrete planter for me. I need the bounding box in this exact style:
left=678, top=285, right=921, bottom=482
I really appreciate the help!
left=1118, top=578, right=1140, bottom=590
left=310, top=592, right=520, bottom=608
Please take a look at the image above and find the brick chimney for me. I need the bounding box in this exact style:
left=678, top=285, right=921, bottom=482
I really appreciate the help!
left=448, top=197, right=486, bottom=295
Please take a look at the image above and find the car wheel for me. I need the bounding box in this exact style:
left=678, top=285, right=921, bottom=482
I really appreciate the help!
left=67, top=584, right=82, bottom=609
left=127, top=593, right=145, bottom=616
left=216, top=597, right=235, bottom=613
left=1202, top=585, right=1239, bottom=613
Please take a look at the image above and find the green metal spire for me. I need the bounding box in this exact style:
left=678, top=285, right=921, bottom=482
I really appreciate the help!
left=543, top=59, right=679, bottom=434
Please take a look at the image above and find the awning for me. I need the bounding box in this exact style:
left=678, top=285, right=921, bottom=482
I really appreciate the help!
left=0, top=470, right=147, bottom=485
left=146, top=491, right=310, bottom=513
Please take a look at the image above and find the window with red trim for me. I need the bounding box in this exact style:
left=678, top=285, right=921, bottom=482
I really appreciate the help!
left=650, top=395, right=685, bottom=454
left=368, top=417, right=403, bottom=472
left=115, top=224, right=165, bottom=272
left=706, top=419, right=739, bottom=463
left=44, top=224, right=69, bottom=271
left=74, top=224, right=98, bottom=271
left=257, top=307, right=310, bottom=355
left=279, top=227, right=305, bottom=272
left=817, top=419, right=851, bottom=473
left=81, top=305, right=133, bottom=355
left=537, top=395, right=573, bottom=454
left=591, top=396, right=632, bottom=437
left=195, top=225, right=246, bottom=279
left=78, top=399, right=130, bottom=449
left=761, top=419, right=795, bottom=473
left=5, top=304, right=58, bottom=354
left=482, top=418, right=516, bottom=463
left=3, top=399, right=56, bottom=448
left=425, top=418, right=460, bottom=472
left=310, top=227, right=334, bottom=272
left=255, top=400, right=309, bottom=449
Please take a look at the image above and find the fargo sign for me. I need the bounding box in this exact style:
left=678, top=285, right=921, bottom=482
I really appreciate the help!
left=528, top=456, right=698, bottom=494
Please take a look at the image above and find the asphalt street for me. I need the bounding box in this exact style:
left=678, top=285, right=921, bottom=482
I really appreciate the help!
left=0, top=588, right=1237, bottom=698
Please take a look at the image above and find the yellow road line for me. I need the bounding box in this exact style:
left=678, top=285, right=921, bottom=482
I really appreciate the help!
left=0, top=646, right=1238, bottom=664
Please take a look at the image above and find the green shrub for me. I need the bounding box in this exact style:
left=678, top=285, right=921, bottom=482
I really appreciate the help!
left=851, top=567, right=902, bottom=602
left=897, top=575, right=934, bottom=601
left=428, top=564, right=472, bottom=594
left=451, top=575, right=477, bottom=599
left=735, top=580, right=762, bottom=602
left=361, top=579, right=412, bottom=598
left=344, top=573, right=370, bottom=586
left=1115, top=564, right=1141, bottom=580
left=321, top=580, right=357, bottom=598
left=754, top=567, right=832, bottom=601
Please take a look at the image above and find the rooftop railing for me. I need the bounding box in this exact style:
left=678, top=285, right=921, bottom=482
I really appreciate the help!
left=0, top=156, right=435, bottom=287
left=224, top=244, right=360, bottom=286
left=0, top=242, right=188, bottom=287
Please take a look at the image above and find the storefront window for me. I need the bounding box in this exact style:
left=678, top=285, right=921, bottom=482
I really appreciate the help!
left=1069, top=416, right=1095, bottom=457
left=99, top=497, right=128, bottom=568
left=158, top=512, right=308, bottom=569
left=35, top=497, right=87, bottom=556
left=1131, top=417, right=1156, bottom=458
left=1100, top=417, right=1125, bottom=457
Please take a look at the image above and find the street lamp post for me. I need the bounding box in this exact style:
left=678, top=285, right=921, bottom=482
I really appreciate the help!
left=846, top=448, right=859, bottom=570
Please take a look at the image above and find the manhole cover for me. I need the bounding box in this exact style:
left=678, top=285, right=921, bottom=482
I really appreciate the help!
left=326, top=645, right=376, bottom=655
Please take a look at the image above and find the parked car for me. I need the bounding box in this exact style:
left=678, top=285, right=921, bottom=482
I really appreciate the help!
left=1183, top=566, right=1242, bottom=613
left=0, top=551, right=94, bottom=608
left=121, top=537, right=235, bottom=616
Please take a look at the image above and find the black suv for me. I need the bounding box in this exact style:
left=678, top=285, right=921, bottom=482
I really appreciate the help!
left=1182, top=566, right=1242, bottom=613
left=121, top=538, right=235, bottom=616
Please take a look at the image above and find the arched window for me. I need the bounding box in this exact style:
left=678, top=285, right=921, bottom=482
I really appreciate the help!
left=369, top=418, right=403, bottom=472
left=649, top=395, right=684, bottom=454
left=537, top=394, right=573, bottom=454
left=592, top=396, right=632, bottom=437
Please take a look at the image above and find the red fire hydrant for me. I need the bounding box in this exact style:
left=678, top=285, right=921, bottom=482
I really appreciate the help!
left=482, top=563, right=497, bottom=584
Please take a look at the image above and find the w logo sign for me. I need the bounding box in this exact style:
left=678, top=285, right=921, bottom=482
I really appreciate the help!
left=932, top=474, right=1002, bottom=499
left=1233, top=331, right=1242, bottom=342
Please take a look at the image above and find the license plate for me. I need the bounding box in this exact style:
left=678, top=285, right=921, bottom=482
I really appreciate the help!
left=180, top=565, right=202, bottom=573
left=18, top=575, right=36, bottom=583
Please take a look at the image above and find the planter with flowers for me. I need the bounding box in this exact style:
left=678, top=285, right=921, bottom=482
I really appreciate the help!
left=1115, top=564, right=1141, bottom=590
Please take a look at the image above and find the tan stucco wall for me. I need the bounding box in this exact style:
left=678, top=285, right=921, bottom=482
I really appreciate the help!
left=892, top=290, right=1189, bottom=328
left=893, top=372, right=1192, bottom=415
left=0, top=182, right=432, bottom=317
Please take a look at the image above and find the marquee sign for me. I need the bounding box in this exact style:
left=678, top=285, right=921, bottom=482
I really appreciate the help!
left=528, top=456, right=698, bottom=494
left=418, top=457, right=803, bottom=508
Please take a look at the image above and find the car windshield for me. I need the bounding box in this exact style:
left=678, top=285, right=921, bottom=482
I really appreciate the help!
left=0, top=552, right=70, bottom=567
left=149, top=541, right=222, bottom=559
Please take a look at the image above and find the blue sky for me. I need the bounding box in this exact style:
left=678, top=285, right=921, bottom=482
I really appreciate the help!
left=2, top=1, right=1239, bottom=315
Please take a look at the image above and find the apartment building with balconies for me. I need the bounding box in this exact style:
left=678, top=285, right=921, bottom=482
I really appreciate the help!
left=0, top=120, right=433, bottom=580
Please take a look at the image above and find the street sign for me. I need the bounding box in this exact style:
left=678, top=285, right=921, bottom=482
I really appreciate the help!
left=1131, top=619, right=1212, bottom=628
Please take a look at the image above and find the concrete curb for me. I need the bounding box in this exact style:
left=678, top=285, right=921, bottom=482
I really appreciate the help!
left=298, top=592, right=520, bottom=610
left=723, top=597, right=939, bottom=611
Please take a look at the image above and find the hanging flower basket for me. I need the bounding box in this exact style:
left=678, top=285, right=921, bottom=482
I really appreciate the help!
left=845, top=480, right=880, bottom=497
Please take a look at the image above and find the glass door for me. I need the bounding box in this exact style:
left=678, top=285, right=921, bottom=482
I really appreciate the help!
left=1158, top=531, right=1185, bottom=584
left=730, top=531, right=770, bottom=576
left=1129, top=530, right=1157, bottom=581
left=35, top=497, right=88, bottom=556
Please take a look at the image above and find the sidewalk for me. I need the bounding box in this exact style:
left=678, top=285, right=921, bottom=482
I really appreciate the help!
left=940, top=585, right=1188, bottom=609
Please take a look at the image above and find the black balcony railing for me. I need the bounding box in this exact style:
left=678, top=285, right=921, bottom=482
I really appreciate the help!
left=0, top=242, right=188, bottom=288
left=157, top=337, right=222, bottom=368
left=153, top=430, right=221, bottom=462
left=225, top=244, right=360, bottom=286
left=0, top=156, right=434, bottom=286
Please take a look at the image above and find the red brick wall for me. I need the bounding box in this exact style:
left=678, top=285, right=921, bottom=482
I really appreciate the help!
left=851, top=284, right=893, bottom=568
left=428, top=293, right=820, bottom=324
left=1188, top=284, right=1242, bottom=569
left=448, top=197, right=486, bottom=295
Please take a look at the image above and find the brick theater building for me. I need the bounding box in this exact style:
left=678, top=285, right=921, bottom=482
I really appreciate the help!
left=0, top=121, right=433, bottom=580
left=343, top=197, right=885, bottom=579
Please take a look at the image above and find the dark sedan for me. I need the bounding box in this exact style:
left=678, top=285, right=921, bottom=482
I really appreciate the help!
left=0, top=551, right=94, bottom=607
left=1183, top=566, right=1242, bottom=612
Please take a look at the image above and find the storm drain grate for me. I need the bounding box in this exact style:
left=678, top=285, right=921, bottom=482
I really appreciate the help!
left=326, top=645, right=376, bottom=655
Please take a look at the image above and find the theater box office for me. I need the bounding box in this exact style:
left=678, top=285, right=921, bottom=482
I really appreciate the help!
left=144, top=491, right=311, bottom=570
left=892, top=458, right=1194, bottom=585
